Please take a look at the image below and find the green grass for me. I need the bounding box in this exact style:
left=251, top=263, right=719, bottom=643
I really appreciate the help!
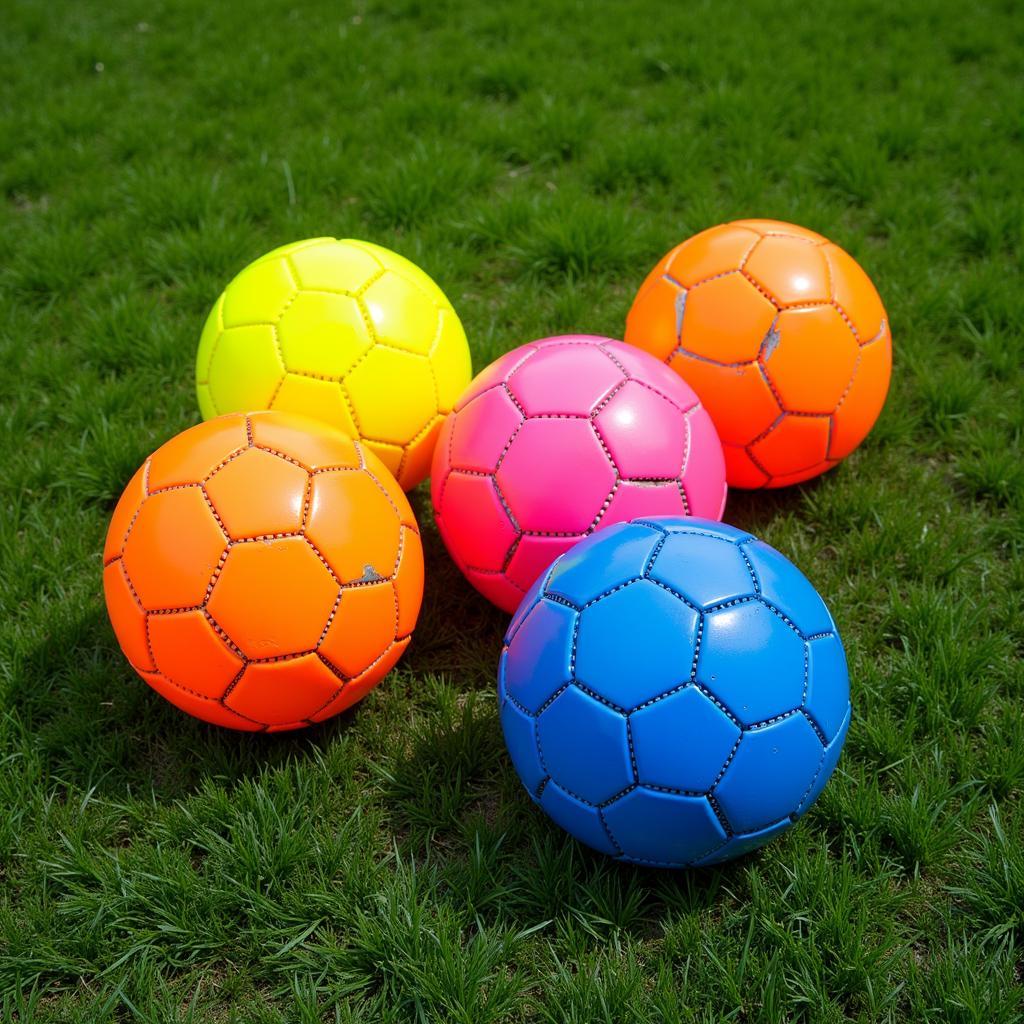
left=1, top=0, right=1022, bottom=1019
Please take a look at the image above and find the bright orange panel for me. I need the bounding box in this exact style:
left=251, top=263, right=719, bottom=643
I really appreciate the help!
left=103, top=560, right=154, bottom=672
left=749, top=414, right=831, bottom=479
left=744, top=236, right=831, bottom=306
left=207, top=537, right=339, bottom=658
left=311, top=638, right=409, bottom=720
left=104, top=463, right=148, bottom=564
left=668, top=352, right=780, bottom=446
left=830, top=327, right=892, bottom=460
left=765, top=306, right=859, bottom=414
left=723, top=444, right=770, bottom=489
left=143, top=672, right=263, bottom=731
left=624, top=273, right=685, bottom=362
left=319, top=581, right=397, bottom=678
left=248, top=411, right=361, bottom=471
left=121, top=487, right=228, bottom=611
left=823, top=243, right=887, bottom=342
left=678, top=272, right=777, bottom=364
left=224, top=654, right=342, bottom=726
left=666, top=224, right=761, bottom=287
left=305, top=471, right=403, bottom=584
left=205, top=448, right=309, bottom=539
left=147, top=415, right=250, bottom=490
left=394, top=525, right=425, bottom=639
left=147, top=610, right=244, bottom=700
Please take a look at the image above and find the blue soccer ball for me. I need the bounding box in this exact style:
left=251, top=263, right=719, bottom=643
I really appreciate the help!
left=497, top=516, right=851, bottom=867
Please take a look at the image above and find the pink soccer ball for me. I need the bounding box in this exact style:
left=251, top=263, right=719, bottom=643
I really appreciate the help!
left=431, top=335, right=727, bottom=612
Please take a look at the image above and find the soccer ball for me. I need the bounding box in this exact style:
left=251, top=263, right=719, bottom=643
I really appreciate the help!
left=499, top=517, right=850, bottom=867
left=431, top=335, right=726, bottom=613
left=103, top=411, right=423, bottom=731
left=625, top=219, right=892, bottom=488
left=195, top=238, right=472, bottom=490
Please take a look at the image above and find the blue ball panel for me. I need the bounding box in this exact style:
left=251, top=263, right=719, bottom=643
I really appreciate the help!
left=742, top=540, right=835, bottom=637
left=797, top=703, right=851, bottom=816
left=698, top=601, right=805, bottom=725
left=546, top=522, right=662, bottom=607
left=694, top=817, right=792, bottom=866
left=502, top=598, right=577, bottom=713
left=804, top=633, right=850, bottom=742
left=648, top=532, right=757, bottom=608
left=713, top=712, right=824, bottom=833
left=637, top=516, right=754, bottom=543
left=603, top=788, right=728, bottom=865
left=630, top=685, right=741, bottom=792
left=505, top=562, right=553, bottom=645
left=575, top=579, right=699, bottom=708
left=500, top=699, right=546, bottom=799
left=540, top=782, right=619, bottom=856
left=537, top=686, right=634, bottom=804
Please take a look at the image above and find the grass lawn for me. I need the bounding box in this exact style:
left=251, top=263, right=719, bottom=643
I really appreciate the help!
left=2, top=0, right=1022, bottom=1019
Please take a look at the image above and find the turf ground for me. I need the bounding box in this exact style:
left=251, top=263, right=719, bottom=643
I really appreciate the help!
left=1, top=0, right=1022, bottom=1019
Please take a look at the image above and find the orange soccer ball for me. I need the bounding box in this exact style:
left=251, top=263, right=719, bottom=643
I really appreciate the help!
left=102, top=412, right=423, bottom=732
left=625, top=219, right=892, bottom=488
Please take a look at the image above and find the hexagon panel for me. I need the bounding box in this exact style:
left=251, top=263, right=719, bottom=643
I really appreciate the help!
left=205, top=448, right=308, bottom=539
left=506, top=343, right=623, bottom=416
left=593, top=381, right=688, bottom=480
left=648, top=531, right=756, bottom=607
left=501, top=598, right=577, bottom=714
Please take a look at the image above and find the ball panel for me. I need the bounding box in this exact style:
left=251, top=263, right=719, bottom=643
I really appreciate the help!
left=742, top=540, right=836, bottom=637
left=346, top=347, right=437, bottom=445
left=694, top=817, right=792, bottom=866
left=286, top=238, right=381, bottom=291
left=648, top=532, right=755, bottom=608
left=796, top=704, right=851, bottom=815
left=276, top=292, right=371, bottom=378
left=224, top=654, right=342, bottom=727
left=248, top=412, right=361, bottom=472
left=446, top=386, right=523, bottom=474
left=206, top=538, right=339, bottom=658
left=537, top=686, right=633, bottom=804
left=505, top=534, right=575, bottom=594
left=593, top=380, right=687, bottom=479
left=679, top=273, right=777, bottom=364
left=143, top=672, right=262, bottom=731
left=698, top=601, right=805, bottom=725
left=575, top=580, right=699, bottom=708
left=743, top=236, right=830, bottom=306
left=305, top=472, right=403, bottom=583
left=539, top=783, right=619, bottom=856
left=624, top=272, right=684, bottom=363
left=603, top=789, right=727, bottom=865
left=664, top=224, right=761, bottom=287
left=680, top=409, right=728, bottom=517
left=205, top=448, right=308, bottom=539
left=600, top=481, right=688, bottom=527
left=545, top=522, right=662, bottom=606
left=103, top=463, right=148, bottom=563
left=206, top=325, right=285, bottom=416
left=630, top=686, right=741, bottom=792
left=723, top=444, right=771, bottom=489
left=829, top=326, right=891, bottom=461
left=500, top=699, right=546, bottom=797
left=822, top=243, right=886, bottom=341
left=147, top=416, right=248, bottom=490
left=431, top=307, right=473, bottom=412
left=147, top=610, right=243, bottom=699
left=496, top=418, right=616, bottom=533
left=103, top=560, right=154, bottom=673
left=394, top=526, right=425, bottom=639
left=362, top=270, right=440, bottom=355
left=765, top=306, right=859, bottom=414
left=501, top=598, right=577, bottom=713
left=804, top=634, right=850, bottom=741
left=122, top=488, right=228, bottom=611
left=668, top=353, right=781, bottom=446
left=747, top=413, right=830, bottom=480
left=713, top=713, right=824, bottom=833
left=318, top=582, right=397, bottom=678
left=506, top=343, right=623, bottom=416
left=311, top=638, right=409, bottom=720
left=270, top=374, right=360, bottom=439
left=221, top=254, right=297, bottom=327
left=437, top=472, right=517, bottom=572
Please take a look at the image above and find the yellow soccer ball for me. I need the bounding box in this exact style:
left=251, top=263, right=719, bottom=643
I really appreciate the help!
left=195, top=238, right=472, bottom=489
